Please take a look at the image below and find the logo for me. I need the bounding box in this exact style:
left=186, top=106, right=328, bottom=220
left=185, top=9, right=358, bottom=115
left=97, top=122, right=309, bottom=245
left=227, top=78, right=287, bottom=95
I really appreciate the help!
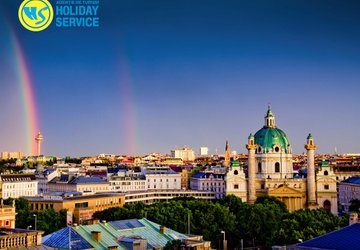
left=18, top=0, right=54, bottom=32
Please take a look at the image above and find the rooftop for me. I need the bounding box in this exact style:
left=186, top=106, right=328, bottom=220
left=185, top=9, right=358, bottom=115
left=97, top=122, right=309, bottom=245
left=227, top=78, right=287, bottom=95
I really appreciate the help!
left=43, top=218, right=197, bottom=250
left=296, top=223, right=360, bottom=250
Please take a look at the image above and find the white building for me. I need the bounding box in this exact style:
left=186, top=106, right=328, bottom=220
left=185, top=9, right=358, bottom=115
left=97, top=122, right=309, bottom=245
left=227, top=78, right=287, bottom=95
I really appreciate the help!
left=36, top=169, right=58, bottom=194
left=225, top=160, right=247, bottom=201
left=48, top=175, right=109, bottom=195
left=142, top=166, right=181, bottom=190
left=190, top=172, right=225, bottom=199
left=227, top=106, right=338, bottom=214
left=171, top=147, right=195, bottom=161
left=0, top=174, right=38, bottom=199
left=338, top=176, right=360, bottom=213
left=200, top=147, right=209, bottom=156
left=109, top=172, right=147, bottom=192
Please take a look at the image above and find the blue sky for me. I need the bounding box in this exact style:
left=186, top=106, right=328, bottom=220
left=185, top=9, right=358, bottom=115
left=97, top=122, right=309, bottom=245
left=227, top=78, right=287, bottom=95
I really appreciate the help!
left=1, top=0, right=360, bottom=157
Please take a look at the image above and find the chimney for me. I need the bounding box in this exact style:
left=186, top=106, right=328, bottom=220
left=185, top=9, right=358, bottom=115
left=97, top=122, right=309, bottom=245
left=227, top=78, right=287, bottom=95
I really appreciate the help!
left=160, top=225, right=166, bottom=234
left=349, top=213, right=358, bottom=225
left=91, top=231, right=101, bottom=242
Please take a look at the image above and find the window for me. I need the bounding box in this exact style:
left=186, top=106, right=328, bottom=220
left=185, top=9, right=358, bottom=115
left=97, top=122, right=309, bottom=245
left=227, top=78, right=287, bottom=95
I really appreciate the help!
left=275, top=146, right=279, bottom=152
left=324, top=184, right=329, bottom=190
left=234, top=170, right=238, bottom=175
left=323, top=200, right=331, bottom=211
left=261, top=184, right=265, bottom=189
left=258, top=163, right=262, bottom=173
left=275, top=162, right=280, bottom=173
left=324, top=170, right=328, bottom=176
left=75, top=202, right=88, bottom=208
left=234, top=184, right=239, bottom=189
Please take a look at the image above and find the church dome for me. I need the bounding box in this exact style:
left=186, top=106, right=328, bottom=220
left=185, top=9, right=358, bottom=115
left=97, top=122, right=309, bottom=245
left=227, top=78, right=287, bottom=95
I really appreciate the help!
left=254, top=106, right=291, bottom=154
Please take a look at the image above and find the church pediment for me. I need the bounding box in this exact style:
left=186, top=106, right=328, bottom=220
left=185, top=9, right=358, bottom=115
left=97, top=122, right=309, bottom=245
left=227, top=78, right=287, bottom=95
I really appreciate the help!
left=269, top=184, right=305, bottom=197
left=316, top=177, right=337, bottom=183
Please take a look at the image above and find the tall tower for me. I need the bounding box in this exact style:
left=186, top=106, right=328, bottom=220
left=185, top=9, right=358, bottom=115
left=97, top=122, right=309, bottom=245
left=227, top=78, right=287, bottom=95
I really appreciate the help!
left=304, top=133, right=317, bottom=207
left=35, top=132, right=43, bottom=156
left=246, top=134, right=257, bottom=203
left=224, top=141, right=230, bottom=167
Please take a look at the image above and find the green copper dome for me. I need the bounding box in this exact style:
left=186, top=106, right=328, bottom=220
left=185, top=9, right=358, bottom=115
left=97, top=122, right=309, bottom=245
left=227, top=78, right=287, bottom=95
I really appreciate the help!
left=254, top=127, right=291, bottom=153
left=253, top=106, right=291, bottom=153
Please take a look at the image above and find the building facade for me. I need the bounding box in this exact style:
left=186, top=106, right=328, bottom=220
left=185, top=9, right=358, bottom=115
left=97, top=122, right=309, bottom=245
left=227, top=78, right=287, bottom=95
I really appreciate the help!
left=26, top=193, right=125, bottom=224
left=109, top=173, right=147, bottom=192
left=0, top=200, right=16, bottom=229
left=338, top=176, right=360, bottom=213
left=227, top=107, right=338, bottom=213
left=48, top=175, right=109, bottom=194
left=0, top=174, right=38, bottom=199
left=171, top=147, right=195, bottom=161
left=190, top=172, right=225, bottom=199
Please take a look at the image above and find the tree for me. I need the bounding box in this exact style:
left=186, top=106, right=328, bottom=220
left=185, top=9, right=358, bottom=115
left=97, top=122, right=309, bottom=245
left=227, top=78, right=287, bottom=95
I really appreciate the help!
left=349, top=199, right=360, bottom=213
left=163, top=239, right=182, bottom=250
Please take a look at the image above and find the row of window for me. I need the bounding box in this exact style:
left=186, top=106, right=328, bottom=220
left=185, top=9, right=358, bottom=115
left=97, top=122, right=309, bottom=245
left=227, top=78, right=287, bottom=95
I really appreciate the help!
left=202, top=182, right=224, bottom=186
left=111, top=182, right=145, bottom=186
left=257, top=162, right=281, bottom=173
left=3, top=183, right=36, bottom=189
left=147, top=179, right=177, bottom=182
left=95, top=198, right=122, bottom=206
left=148, top=184, right=179, bottom=189
left=3, top=191, right=36, bottom=198
left=31, top=203, right=54, bottom=210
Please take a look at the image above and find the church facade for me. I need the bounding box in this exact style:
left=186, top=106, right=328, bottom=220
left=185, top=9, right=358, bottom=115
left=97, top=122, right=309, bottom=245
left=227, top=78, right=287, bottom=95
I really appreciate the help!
left=225, top=107, right=338, bottom=214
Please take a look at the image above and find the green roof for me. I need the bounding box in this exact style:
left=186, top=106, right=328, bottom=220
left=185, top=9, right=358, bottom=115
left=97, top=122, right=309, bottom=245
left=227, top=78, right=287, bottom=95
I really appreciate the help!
left=254, top=127, right=291, bottom=153
left=266, top=107, right=274, bottom=117
left=43, top=218, right=190, bottom=250
left=231, top=160, right=240, bottom=167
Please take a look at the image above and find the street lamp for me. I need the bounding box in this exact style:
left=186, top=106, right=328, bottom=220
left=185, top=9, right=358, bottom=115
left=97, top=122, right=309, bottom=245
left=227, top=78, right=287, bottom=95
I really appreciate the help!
left=33, top=214, right=37, bottom=231
left=221, top=230, right=227, bottom=250
left=27, top=225, right=32, bottom=230
left=221, top=230, right=225, bottom=241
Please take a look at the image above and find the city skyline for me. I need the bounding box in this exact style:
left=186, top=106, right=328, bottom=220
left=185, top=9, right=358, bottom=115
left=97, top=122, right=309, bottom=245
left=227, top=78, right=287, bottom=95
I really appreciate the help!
left=1, top=0, right=360, bottom=157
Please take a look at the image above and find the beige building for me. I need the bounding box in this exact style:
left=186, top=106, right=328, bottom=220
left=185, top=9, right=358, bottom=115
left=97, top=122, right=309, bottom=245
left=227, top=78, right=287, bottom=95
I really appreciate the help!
left=0, top=200, right=16, bottom=229
left=26, top=193, right=125, bottom=224
left=0, top=151, right=23, bottom=160
left=171, top=147, right=195, bottom=161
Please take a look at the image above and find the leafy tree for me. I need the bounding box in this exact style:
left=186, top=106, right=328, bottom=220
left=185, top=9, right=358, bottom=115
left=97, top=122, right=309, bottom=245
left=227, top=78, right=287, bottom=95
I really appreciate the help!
left=164, top=239, right=182, bottom=250
left=349, top=199, right=360, bottom=213
left=92, top=196, right=347, bottom=249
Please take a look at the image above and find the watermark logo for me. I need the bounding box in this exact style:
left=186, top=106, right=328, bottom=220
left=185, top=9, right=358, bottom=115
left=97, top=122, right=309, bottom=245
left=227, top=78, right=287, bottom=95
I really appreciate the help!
left=18, top=0, right=54, bottom=32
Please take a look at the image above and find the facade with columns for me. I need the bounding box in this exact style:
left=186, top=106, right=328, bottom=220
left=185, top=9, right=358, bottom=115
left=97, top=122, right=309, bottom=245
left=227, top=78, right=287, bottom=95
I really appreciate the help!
left=225, top=107, right=338, bottom=214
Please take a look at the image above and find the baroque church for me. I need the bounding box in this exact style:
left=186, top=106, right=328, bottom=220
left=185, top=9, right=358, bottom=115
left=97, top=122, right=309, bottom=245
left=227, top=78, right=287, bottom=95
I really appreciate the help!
left=225, top=106, right=338, bottom=214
